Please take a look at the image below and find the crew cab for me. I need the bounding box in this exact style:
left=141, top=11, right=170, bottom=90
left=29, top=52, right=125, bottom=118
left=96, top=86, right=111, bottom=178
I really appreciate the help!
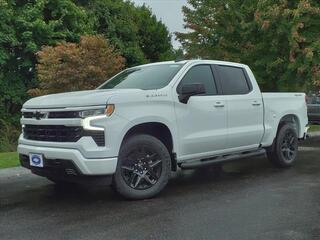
left=18, top=60, right=309, bottom=199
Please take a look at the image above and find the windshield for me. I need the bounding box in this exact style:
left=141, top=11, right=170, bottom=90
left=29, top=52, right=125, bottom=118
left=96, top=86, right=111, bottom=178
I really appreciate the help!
left=98, top=63, right=184, bottom=90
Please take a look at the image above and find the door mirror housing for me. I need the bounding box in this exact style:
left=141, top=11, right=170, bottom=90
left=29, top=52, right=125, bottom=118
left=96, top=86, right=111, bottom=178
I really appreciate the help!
left=178, top=83, right=206, bottom=104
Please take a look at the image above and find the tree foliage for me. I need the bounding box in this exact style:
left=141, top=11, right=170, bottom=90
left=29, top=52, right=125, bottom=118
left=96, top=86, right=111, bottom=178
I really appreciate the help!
left=0, top=0, right=175, bottom=130
left=0, top=0, right=92, bottom=124
left=77, top=0, right=174, bottom=67
left=30, top=35, right=124, bottom=95
left=177, top=0, right=320, bottom=91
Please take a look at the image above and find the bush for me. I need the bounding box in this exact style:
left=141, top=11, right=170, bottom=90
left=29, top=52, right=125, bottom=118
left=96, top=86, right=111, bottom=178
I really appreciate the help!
left=29, top=35, right=125, bottom=96
left=0, top=119, right=20, bottom=152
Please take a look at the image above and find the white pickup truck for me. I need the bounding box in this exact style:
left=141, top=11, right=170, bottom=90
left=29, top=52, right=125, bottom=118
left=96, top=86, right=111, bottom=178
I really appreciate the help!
left=18, top=60, right=309, bottom=199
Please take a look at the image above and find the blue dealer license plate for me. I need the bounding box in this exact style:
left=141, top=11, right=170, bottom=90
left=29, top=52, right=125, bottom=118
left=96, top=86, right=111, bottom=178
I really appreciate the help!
left=29, top=153, right=44, bottom=168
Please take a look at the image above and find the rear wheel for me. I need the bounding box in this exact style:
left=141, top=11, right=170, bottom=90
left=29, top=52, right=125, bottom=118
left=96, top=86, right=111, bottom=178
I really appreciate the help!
left=113, top=134, right=171, bottom=200
left=266, top=123, right=298, bottom=168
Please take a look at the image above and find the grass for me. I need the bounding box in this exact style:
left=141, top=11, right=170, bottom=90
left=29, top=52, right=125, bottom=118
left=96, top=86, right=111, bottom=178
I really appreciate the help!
left=309, top=125, right=320, bottom=132
left=0, top=152, right=20, bottom=169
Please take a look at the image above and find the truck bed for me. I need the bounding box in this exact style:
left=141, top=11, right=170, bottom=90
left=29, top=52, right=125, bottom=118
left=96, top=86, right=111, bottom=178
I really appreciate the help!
left=261, top=92, right=308, bottom=146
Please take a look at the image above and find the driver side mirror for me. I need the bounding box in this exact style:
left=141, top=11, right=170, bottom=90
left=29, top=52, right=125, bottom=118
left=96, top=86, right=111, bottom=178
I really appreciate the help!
left=178, top=83, right=206, bottom=104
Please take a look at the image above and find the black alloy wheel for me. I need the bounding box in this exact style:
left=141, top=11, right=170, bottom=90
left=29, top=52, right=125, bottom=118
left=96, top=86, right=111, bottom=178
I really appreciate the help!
left=113, top=134, right=171, bottom=199
left=121, top=146, right=163, bottom=190
left=280, top=130, right=298, bottom=162
left=267, top=123, right=299, bottom=168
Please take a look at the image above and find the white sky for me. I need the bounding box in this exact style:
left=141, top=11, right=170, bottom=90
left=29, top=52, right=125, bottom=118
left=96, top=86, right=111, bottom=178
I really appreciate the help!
left=131, top=0, right=189, bottom=49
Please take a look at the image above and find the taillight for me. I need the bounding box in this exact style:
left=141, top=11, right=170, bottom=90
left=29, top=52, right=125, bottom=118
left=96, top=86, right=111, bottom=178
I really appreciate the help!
left=305, top=95, right=308, bottom=105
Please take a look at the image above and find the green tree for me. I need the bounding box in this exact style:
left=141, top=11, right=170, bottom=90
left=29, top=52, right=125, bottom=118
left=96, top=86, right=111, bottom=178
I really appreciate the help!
left=0, top=0, right=175, bottom=128
left=0, top=0, right=93, bottom=124
left=0, top=0, right=20, bottom=123
left=136, top=5, right=173, bottom=62
left=177, top=0, right=320, bottom=91
left=77, top=0, right=174, bottom=66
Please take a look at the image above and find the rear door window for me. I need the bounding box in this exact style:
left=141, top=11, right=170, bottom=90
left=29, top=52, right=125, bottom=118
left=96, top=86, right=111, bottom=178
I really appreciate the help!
left=216, top=65, right=251, bottom=95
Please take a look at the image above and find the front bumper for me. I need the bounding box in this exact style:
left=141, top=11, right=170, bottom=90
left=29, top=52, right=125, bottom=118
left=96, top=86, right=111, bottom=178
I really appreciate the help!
left=19, top=154, right=113, bottom=185
left=18, top=144, right=118, bottom=176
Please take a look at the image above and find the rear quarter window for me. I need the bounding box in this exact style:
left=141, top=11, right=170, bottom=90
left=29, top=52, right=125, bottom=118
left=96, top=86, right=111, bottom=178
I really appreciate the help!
left=216, top=65, right=251, bottom=95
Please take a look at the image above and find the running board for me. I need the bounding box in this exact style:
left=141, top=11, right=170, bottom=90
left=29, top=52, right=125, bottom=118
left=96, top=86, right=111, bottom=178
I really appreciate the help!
left=179, top=149, right=266, bottom=170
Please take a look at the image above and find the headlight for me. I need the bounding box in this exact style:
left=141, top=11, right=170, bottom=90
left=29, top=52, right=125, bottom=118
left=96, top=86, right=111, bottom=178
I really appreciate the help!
left=81, top=105, right=115, bottom=131
left=79, top=104, right=115, bottom=118
left=80, top=108, right=105, bottom=118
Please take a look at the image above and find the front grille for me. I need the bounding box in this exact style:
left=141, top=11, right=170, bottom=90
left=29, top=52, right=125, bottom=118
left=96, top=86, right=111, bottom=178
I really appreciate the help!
left=23, top=111, right=81, bottom=119
left=23, top=112, right=34, bottom=118
left=23, top=112, right=48, bottom=119
left=24, top=125, right=82, bottom=142
left=23, top=125, right=105, bottom=146
left=48, top=111, right=81, bottom=119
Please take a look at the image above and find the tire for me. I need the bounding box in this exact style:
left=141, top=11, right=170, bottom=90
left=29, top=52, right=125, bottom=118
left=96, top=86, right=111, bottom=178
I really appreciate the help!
left=113, top=134, right=171, bottom=200
left=266, top=123, right=299, bottom=168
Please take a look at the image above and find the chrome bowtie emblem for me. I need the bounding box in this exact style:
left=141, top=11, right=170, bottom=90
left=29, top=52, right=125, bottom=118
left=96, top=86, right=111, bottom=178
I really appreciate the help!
left=33, top=111, right=47, bottom=120
left=34, top=111, right=42, bottom=120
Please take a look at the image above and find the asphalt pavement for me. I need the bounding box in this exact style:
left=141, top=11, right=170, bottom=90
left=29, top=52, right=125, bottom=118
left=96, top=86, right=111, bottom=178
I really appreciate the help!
left=0, top=137, right=320, bottom=240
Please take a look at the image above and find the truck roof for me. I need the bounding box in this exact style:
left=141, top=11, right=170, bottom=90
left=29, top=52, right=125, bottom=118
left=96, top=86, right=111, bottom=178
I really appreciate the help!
left=136, top=60, right=248, bottom=69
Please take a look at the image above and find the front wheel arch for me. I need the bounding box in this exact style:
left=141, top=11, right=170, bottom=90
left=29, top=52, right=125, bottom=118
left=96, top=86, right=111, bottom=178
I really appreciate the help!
left=120, top=122, right=177, bottom=171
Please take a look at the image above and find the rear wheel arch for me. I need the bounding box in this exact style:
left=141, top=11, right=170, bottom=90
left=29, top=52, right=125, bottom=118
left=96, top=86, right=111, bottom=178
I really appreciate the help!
left=266, top=123, right=299, bottom=168
left=277, top=114, right=300, bottom=136
left=266, top=114, right=300, bottom=157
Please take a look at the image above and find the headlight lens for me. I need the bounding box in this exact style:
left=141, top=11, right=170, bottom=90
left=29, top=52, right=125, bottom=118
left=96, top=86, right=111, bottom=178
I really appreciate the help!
left=80, top=108, right=106, bottom=118
left=79, top=104, right=115, bottom=118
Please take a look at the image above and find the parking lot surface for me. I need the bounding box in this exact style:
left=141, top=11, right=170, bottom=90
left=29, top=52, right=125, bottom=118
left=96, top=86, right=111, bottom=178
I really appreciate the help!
left=1, top=137, right=320, bottom=240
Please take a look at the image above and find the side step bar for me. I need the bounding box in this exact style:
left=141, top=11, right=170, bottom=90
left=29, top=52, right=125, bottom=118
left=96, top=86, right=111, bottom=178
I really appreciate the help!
left=179, top=149, right=266, bottom=170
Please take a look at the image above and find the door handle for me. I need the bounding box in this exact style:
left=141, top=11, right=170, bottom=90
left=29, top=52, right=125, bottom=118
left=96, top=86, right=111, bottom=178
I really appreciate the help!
left=214, top=102, right=225, bottom=108
left=252, top=101, right=261, bottom=106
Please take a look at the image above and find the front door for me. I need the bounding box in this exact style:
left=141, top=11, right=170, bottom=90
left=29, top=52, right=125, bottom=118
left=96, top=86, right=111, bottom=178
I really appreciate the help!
left=174, top=64, right=228, bottom=161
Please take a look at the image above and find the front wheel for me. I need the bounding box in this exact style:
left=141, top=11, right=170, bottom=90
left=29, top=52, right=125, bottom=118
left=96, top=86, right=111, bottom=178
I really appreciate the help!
left=266, top=123, right=299, bottom=168
left=113, top=134, right=171, bottom=200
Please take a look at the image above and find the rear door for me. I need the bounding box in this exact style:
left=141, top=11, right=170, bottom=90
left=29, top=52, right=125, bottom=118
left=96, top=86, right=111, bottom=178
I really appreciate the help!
left=214, top=65, right=264, bottom=150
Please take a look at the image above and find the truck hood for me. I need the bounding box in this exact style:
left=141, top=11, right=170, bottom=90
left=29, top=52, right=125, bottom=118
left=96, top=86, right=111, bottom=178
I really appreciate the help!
left=23, top=89, right=142, bottom=109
